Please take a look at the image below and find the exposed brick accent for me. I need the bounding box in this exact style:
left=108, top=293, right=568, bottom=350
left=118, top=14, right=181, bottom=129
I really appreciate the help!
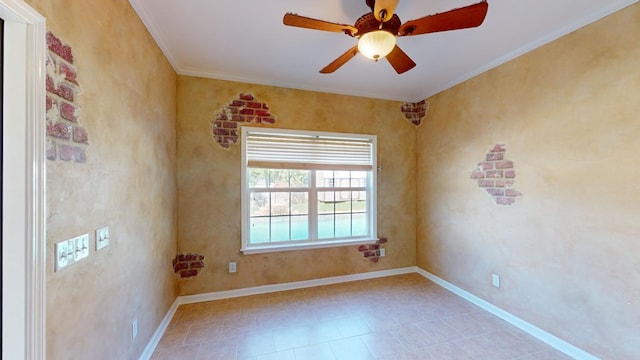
left=400, top=99, right=429, bottom=126
left=486, top=170, right=503, bottom=179
left=47, top=122, right=72, bottom=140
left=470, top=171, right=485, bottom=179
left=46, top=140, right=57, bottom=160
left=46, top=31, right=89, bottom=163
left=73, top=126, right=89, bottom=144
left=58, top=62, right=78, bottom=84
left=358, top=237, right=388, bottom=262
left=47, top=31, right=74, bottom=63
left=211, top=93, right=277, bottom=148
left=471, top=144, right=522, bottom=206
left=46, top=96, right=56, bottom=111
left=60, top=102, right=78, bottom=122
left=172, top=253, right=206, bottom=279
left=59, top=143, right=86, bottom=163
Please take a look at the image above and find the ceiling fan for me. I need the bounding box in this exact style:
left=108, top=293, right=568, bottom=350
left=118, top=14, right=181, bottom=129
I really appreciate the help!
left=283, top=0, right=489, bottom=74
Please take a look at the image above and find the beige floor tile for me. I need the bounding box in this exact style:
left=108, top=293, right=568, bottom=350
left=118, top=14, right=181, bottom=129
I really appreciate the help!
left=335, top=316, right=372, bottom=337
left=150, top=274, right=573, bottom=360
left=156, top=324, right=190, bottom=350
left=272, top=325, right=314, bottom=351
left=415, top=319, right=463, bottom=345
left=455, top=334, right=512, bottom=360
left=151, top=343, right=200, bottom=360
left=236, top=330, right=276, bottom=358
left=196, top=337, right=238, bottom=360
left=328, top=336, right=375, bottom=360
left=184, top=321, right=225, bottom=345
left=257, top=349, right=296, bottom=360
left=426, top=341, right=472, bottom=360
left=293, top=342, right=336, bottom=360
left=175, top=307, right=212, bottom=326
left=517, top=349, right=575, bottom=359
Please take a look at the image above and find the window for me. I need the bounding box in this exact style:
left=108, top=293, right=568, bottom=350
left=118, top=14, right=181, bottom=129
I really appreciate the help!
left=241, top=127, right=377, bottom=254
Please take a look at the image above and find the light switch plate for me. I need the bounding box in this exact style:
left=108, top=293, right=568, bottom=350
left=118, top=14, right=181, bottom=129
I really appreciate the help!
left=74, top=234, right=89, bottom=261
left=65, top=239, right=76, bottom=266
left=55, top=241, right=69, bottom=271
left=55, top=234, right=89, bottom=272
left=96, top=226, right=109, bottom=251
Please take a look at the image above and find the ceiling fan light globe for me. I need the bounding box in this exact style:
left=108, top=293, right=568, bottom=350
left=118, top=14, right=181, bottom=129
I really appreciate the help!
left=357, top=30, right=396, bottom=60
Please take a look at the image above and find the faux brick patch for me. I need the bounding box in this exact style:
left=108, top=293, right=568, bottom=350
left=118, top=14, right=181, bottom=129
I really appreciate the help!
left=46, top=140, right=57, bottom=160
left=59, top=143, right=86, bottom=163
left=47, top=122, right=72, bottom=140
left=60, top=102, right=78, bottom=122
left=172, top=253, right=206, bottom=279
left=73, top=126, right=89, bottom=144
left=357, top=237, right=388, bottom=262
left=45, top=31, right=89, bottom=163
left=47, top=31, right=73, bottom=63
left=212, top=93, right=277, bottom=149
left=401, top=99, right=429, bottom=126
left=471, top=144, right=522, bottom=206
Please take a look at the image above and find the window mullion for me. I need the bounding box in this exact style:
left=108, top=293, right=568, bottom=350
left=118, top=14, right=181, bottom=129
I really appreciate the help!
left=309, top=170, right=318, bottom=241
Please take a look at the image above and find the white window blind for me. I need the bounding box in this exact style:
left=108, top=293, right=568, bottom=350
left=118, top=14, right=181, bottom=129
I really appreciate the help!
left=245, top=129, right=374, bottom=171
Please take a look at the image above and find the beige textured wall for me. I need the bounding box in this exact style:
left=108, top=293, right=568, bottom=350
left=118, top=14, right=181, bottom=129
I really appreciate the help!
left=25, top=0, right=178, bottom=359
left=416, top=4, right=640, bottom=359
left=177, top=76, right=416, bottom=295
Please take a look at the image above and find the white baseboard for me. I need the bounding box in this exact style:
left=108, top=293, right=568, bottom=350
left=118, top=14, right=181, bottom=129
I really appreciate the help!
left=178, top=267, right=417, bottom=305
left=415, top=268, right=599, bottom=360
left=138, top=299, right=180, bottom=360
left=141, top=266, right=597, bottom=360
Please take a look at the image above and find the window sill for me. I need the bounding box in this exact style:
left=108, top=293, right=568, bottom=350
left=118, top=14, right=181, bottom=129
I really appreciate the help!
left=241, top=238, right=379, bottom=255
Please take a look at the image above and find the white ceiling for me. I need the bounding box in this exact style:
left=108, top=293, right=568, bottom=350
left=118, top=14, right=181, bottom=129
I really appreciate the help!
left=129, top=0, right=637, bottom=102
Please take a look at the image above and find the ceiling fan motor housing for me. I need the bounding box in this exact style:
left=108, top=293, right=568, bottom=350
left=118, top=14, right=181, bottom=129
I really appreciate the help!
left=354, top=12, right=401, bottom=37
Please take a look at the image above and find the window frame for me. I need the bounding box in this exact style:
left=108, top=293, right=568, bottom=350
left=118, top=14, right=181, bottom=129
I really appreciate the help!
left=241, top=127, right=378, bottom=254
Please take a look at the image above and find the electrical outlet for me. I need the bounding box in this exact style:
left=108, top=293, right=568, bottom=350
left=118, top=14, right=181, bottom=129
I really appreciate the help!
left=229, top=261, right=237, bottom=273
left=492, top=274, right=501, bottom=288
left=96, top=226, right=109, bottom=251
left=379, top=248, right=386, bottom=257
left=131, top=318, right=138, bottom=340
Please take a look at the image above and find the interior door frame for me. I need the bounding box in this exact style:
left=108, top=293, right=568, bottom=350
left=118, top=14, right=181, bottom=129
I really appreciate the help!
left=1, top=0, right=45, bottom=359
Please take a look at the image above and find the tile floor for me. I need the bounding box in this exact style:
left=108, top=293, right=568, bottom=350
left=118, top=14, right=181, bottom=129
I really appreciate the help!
left=151, top=273, right=573, bottom=360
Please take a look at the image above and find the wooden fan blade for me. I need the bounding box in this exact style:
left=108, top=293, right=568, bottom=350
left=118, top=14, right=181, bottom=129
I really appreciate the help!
left=386, top=45, right=416, bottom=74
left=284, top=13, right=357, bottom=35
left=374, top=0, right=399, bottom=22
left=399, top=1, right=488, bottom=36
left=320, top=46, right=359, bottom=74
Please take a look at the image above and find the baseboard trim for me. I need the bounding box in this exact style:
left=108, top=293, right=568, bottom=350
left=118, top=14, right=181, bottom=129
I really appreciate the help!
left=178, top=267, right=417, bottom=305
left=139, top=299, right=180, bottom=360
left=415, top=267, right=599, bottom=360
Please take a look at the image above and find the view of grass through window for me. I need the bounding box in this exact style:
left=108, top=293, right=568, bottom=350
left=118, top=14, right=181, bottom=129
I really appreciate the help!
left=249, top=168, right=368, bottom=243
